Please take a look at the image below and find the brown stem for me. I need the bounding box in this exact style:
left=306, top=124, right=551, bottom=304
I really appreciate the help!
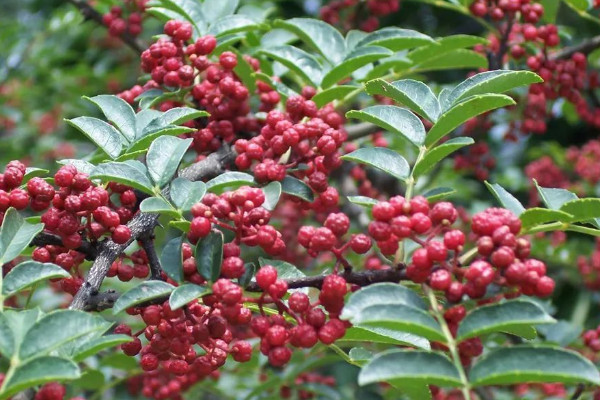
left=66, top=0, right=145, bottom=54
left=82, top=266, right=408, bottom=311
left=570, top=384, right=585, bottom=400
left=139, top=233, right=164, bottom=280
left=31, top=232, right=97, bottom=260
left=551, top=35, right=600, bottom=60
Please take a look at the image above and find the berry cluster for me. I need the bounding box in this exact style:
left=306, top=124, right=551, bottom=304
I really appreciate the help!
left=453, top=142, right=496, bottom=181
left=583, top=324, right=600, bottom=353
left=234, top=98, right=345, bottom=210
left=188, top=185, right=285, bottom=261
left=107, top=248, right=151, bottom=282
left=577, top=238, right=600, bottom=290
left=21, top=164, right=138, bottom=293
left=0, top=161, right=31, bottom=220
left=118, top=294, right=252, bottom=400
left=33, top=382, right=83, bottom=400
left=469, top=0, right=544, bottom=23
left=102, top=1, right=147, bottom=37
left=320, top=0, right=400, bottom=32
left=566, top=139, right=600, bottom=184
left=298, top=212, right=372, bottom=261
left=252, top=270, right=348, bottom=366
left=363, top=195, right=554, bottom=300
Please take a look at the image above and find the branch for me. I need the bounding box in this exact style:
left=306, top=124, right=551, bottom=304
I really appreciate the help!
left=551, top=34, right=600, bottom=60
left=66, top=0, right=145, bottom=54
left=70, top=147, right=234, bottom=310
left=139, top=233, right=163, bottom=280
left=245, top=267, right=407, bottom=292
left=31, top=232, right=98, bottom=260
left=346, top=122, right=380, bottom=141
left=82, top=267, right=408, bottom=311
left=570, top=384, right=585, bottom=400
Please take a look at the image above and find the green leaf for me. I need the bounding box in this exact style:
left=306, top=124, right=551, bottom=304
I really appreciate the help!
left=456, top=300, right=555, bottom=341
left=0, top=315, right=14, bottom=357
left=415, top=49, right=488, bottom=71
left=446, top=70, right=542, bottom=106
left=342, top=283, right=427, bottom=319
left=160, top=236, right=184, bottom=283
left=139, top=197, right=180, bottom=218
left=23, top=168, right=49, bottom=181
left=351, top=304, right=445, bottom=342
left=469, top=346, right=600, bottom=386
left=72, top=369, right=105, bottom=390
left=65, top=117, right=122, bottom=159
left=341, top=147, right=410, bottom=181
left=347, top=195, right=378, bottom=208
left=113, top=281, right=175, bottom=314
left=19, top=310, right=110, bottom=360
left=57, top=159, right=95, bottom=175
left=281, top=176, right=314, bottom=202
left=147, top=136, right=192, bottom=187
left=321, top=46, right=393, bottom=89
left=169, top=283, right=209, bottom=310
left=130, top=126, right=195, bottom=153
left=258, top=258, right=305, bottom=279
left=90, top=161, right=154, bottom=195
left=346, top=106, right=425, bottom=147
left=208, top=15, right=260, bottom=37
left=426, top=94, right=515, bottom=147
left=169, top=284, right=209, bottom=310
left=485, top=182, right=525, bottom=216
left=274, top=18, right=346, bottom=64
left=413, top=137, right=474, bottom=177
left=340, top=326, right=430, bottom=350
left=170, top=220, right=191, bottom=233
left=72, top=334, right=132, bottom=362
left=2, top=309, right=41, bottom=355
left=0, top=356, right=80, bottom=400
left=534, top=182, right=579, bottom=210
left=356, top=27, right=434, bottom=51
left=520, top=208, right=574, bottom=229
left=254, top=72, right=298, bottom=101
left=170, top=178, right=206, bottom=211
left=238, top=262, right=256, bottom=287
left=358, top=349, right=461, bottom=387
left=0, top=208, right=44, bottom=264
left=206, top=171, right=255, bottom=192
left=261, top=181, right=282, bottom=211
left=2, top=261, right=69, bottom=296
left=195, top=231, right=224, bottom=282
left=202, top=0, right=238, bottom=20
left=407, top=34, right=489, bottom=64
left=258, top=45, right=323, bottom=87
left=365, top=79, right=440, bottom=123
left=423, top=187, right=456, bottom=201
left=560, top=198, right=600, bottom=223
left=564, top=0, right=592, bottom=11
left=84, top=95, right=136, bottom=142
left=141, top=107, right=208, bottom=138
left=312, top=85, right=359, bottom=108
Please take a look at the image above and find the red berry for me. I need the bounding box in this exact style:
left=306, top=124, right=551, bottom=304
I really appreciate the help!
left=256, top=265, right=278, bottom=290
left=112, top=225, right=131, bottom=244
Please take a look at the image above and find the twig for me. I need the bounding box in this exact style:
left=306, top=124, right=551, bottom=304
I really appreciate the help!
left=245, top=266, right=407, bottom=292
left=346, top=122, right=380, bottom=141
left=31, top=231, right=98, bottom=260
left=551, top=34, right=600, bottom=60
left=82, top=266, right=408, bottom=311
left=571, top=384, right=585, bottom=400
left=139, top=233, right=163, bottom=280
left=489, top=18, right=514, bottom=70
left=66, top=0, right=145, bottom=54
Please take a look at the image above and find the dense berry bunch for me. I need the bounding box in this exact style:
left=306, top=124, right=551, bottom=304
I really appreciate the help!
left=235, top=98, right=345, bottom=211
left=453, top=142, right=496, bottom=181
left=566, top=139, right=600, bottom=184
left=320, top=0, right=400, bottom=32
left=188, top=185, right=285, bottom=260
left=363, top=195, right=554, bottom=300
left=0, top=160, right=30, bottom=221
left=469, top=0, right=544, bottom=23
left=102, top=1, right=147, bottom=37
left=107, top=248, right=151, bottom=282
